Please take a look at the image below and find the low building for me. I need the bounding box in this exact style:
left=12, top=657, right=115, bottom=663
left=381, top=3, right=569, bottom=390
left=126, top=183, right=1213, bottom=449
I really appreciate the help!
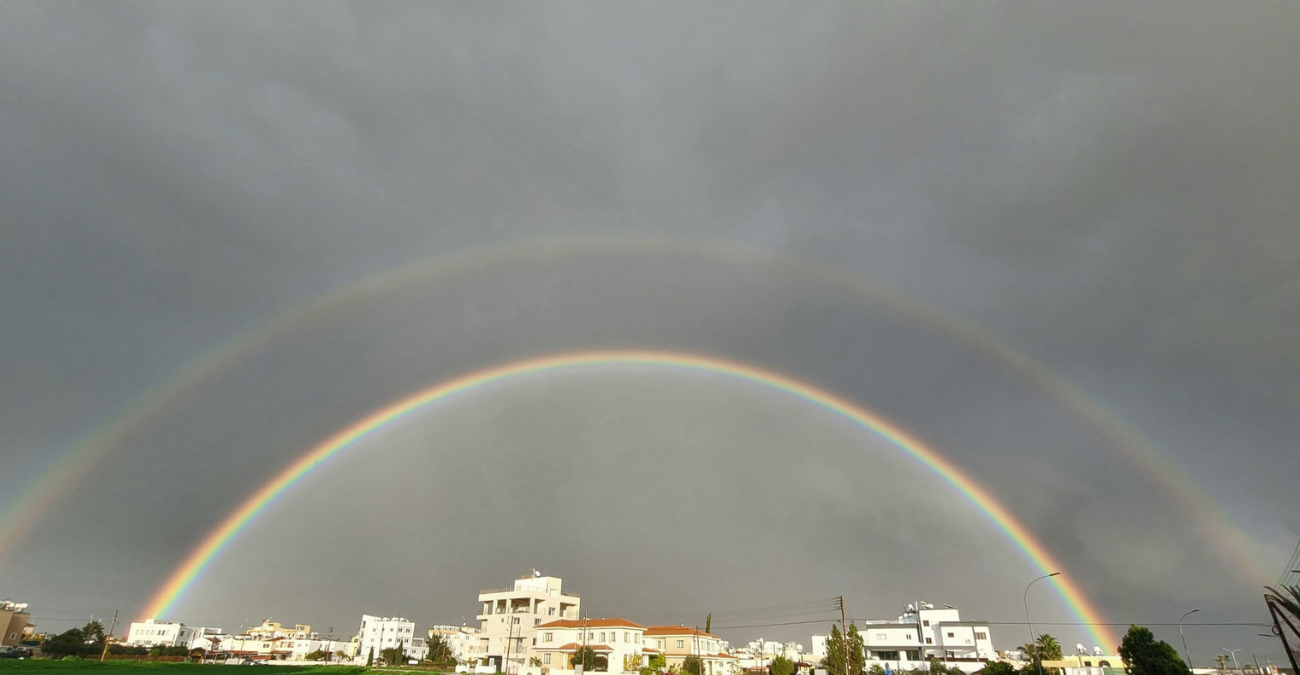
left=125, top=619, right=199, bottom=648
left=0, top=601, right=30, bottom=648
left=812, top=603, right=996, bottom=674
left=286, top=638, right=356, bottom=661
left=429, top=625, right=483, bottom=664
left=245, top=620, right=311, bottom=641
left=532, top=618, right=648, bottom=673
left=644, top=626, right=737, bottom=675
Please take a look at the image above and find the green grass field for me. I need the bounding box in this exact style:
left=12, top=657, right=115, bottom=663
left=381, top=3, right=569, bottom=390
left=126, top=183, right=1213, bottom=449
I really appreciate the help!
left=0, top=662, right=370, bottom=675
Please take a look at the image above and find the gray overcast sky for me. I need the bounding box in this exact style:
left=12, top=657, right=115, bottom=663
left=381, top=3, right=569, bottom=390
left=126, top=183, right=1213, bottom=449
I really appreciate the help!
left=1, top=0, right=1298, bottom=664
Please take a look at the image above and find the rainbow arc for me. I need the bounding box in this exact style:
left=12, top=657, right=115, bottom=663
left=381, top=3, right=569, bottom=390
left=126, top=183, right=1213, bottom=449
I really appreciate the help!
left=139, top=349, right=1118, bottom=649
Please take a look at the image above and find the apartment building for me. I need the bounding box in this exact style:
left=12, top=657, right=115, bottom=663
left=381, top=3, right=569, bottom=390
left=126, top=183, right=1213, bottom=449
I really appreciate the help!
left=356, top=614, right=427, bottom=663
left=475, top=570, right=581, bottom=672
left=532, top=618, right=648, bottom=673
left=0, top=601, right=30, bottom=647
left=644, top=626, right=736, bottom=675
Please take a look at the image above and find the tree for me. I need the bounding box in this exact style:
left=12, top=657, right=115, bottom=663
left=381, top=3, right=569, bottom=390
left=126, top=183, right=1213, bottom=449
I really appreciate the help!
left=625, top=654, right=646, bottom=672
left=82, top=621, right=106, bottom=645
left=772, top=655, right=796, bottom=675
left=682, top=655, right=703, bottom=675
left=42, top=628, right=90, bottom=657
left=822, top=625, right=848, bottom=675
left=1118, top=625, right=1190, bottom=675
left=573, top=646, right=608, bottom=672
left=649, top=653, right=668, bottom=671
left=983, top=663, right=1017, bottom=675
left=706, top=614, right=713, bottom=635
left=868, top=665, right=887, bottom=675
left=304, top=649, right=328, bottom=661
left=848, top=624, right=865, bottom=675
left=380, top=645, right=407, bottom=666
left=428, top=633, right=453, bottom=663
left=1036, top=635, right=1063, bottom=662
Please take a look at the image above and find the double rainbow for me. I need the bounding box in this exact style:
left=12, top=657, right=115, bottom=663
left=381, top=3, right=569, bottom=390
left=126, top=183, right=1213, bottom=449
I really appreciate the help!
left=139, top=349, right=1118, bottom=649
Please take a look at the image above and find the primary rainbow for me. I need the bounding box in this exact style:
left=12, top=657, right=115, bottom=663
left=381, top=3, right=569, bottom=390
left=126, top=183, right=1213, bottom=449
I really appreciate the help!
left=140, top=349, right=1117, bottom=649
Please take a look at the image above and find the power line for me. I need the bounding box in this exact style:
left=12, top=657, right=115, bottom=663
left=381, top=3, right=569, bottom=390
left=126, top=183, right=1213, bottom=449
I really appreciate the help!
left=1277, top=537, right=1300, bottom=586
left=979, top=621, right=1271, bottom=628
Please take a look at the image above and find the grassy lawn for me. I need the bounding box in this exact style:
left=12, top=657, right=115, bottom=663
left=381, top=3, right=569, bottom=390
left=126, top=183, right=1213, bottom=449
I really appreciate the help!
left=0, top=662, right=369, bottom=675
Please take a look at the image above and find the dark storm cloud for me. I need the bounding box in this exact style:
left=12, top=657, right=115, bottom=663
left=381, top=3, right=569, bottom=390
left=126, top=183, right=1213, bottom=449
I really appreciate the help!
left=1, top=1, right=1297, bottom=663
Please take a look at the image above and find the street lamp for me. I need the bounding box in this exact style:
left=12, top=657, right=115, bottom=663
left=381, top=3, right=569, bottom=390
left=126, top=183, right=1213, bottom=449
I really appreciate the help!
left=1024, top=573, right=1061, bottom=675
left=1179, top=609, right=1201, bottom=669
left=1221, top=649, right=1242, bottom=672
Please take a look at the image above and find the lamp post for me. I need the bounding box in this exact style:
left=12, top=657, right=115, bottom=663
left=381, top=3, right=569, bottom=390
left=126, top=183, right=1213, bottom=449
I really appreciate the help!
left=1024, top=572, right=1061, bottom=675
left=1179, top=609, right=1201, bottom=669
left=1220, top=649, right=1242, bottom=672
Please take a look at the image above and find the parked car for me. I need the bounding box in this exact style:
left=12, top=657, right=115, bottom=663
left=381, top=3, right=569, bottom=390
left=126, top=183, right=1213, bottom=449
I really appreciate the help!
left=0, top=647, right=34, bottom=659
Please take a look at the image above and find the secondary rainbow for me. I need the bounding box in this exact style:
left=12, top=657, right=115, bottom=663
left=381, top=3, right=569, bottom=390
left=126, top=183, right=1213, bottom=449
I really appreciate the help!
left=3, top=237, right=1269, bottom=587
left=140, top=349, right=1118, bottom=649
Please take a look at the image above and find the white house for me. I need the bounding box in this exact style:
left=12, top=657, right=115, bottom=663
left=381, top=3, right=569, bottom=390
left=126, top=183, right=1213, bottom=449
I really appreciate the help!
left=429, top=625, right=483, bottom=664
left=532, top=618, right=648, bottom=673
left=644, top=626, right=737, bottom=675
left=813, top=603, right=996, bottom=674
left=125, top=619, right=199, bottom=648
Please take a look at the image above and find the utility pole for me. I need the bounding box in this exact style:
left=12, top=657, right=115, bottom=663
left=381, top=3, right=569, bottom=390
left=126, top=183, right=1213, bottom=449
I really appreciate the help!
left=840, top=597, right=850, bottom=675
left=99, top=610, right=118, bottom=662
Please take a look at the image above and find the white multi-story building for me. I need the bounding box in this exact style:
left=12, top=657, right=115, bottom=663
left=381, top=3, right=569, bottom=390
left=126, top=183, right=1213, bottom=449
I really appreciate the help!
left=475, top=570, right=581, bottom=672
left=429, top=625, right=483, bottom=664
left=356, top=615, right=427, bottom=664
left=813, top=603, right=995, bottom=674
left=126, top=619, right=199, bottom=648
left=532, top=618, right=648, bottom=673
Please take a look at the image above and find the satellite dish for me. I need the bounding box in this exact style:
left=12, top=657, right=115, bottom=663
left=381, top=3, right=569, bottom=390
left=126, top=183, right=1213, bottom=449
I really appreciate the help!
left=907, top=604, right=915, bottom=612
left=1076, top=644, right=1086, bottom=654
left=1093, top=647, right=1103, bottom=656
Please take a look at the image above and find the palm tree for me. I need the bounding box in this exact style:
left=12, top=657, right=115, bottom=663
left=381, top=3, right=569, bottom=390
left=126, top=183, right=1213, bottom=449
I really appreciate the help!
left=1263, top=585, right=1300, bottom=675
left=1266, top=584, right=1300, bottom=619
left=1036, top=634, right=1063, bottom=661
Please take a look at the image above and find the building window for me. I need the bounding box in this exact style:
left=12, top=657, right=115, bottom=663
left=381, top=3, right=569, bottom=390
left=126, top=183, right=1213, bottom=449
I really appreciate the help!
left=535, top=619, right=540, bottom=626
left=512, top=618, right=520, bottom=625
left=925, top=638, right=933, bottom=644
left=975, top=632, right=987, bottom=640
left=544, top=654, right=551, bottom=664
left=545, top=633, right=553, bottom=643
left=946, top=633, right=954, bottom=638
left=923, top=621, right=930, bottom=627
left=676, top=640, right=684, bottom=649
left=877, top=634, right=886, bottom=640
left=549, top=608, right=556, bottom=616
